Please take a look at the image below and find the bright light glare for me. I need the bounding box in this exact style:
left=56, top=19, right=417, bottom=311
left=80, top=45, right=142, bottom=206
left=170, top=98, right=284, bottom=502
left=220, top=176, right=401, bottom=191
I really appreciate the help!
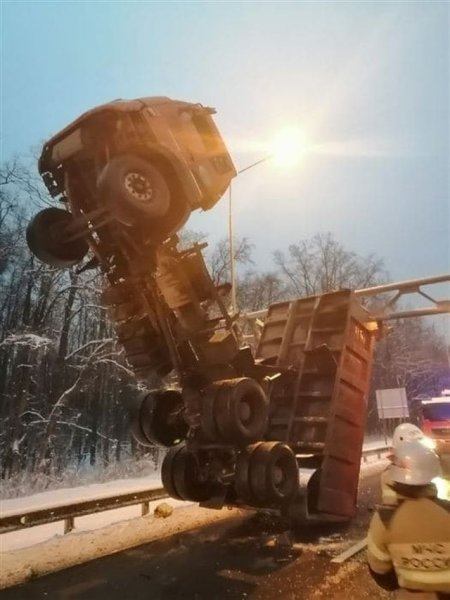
left=432, top=476, right=449, bottom=500
left=269, top=128, right=307, bottom=167
left=420, top=436, right=437, bottom=450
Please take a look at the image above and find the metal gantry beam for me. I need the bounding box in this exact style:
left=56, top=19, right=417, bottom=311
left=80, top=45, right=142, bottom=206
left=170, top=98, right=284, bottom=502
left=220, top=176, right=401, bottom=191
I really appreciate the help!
left=355, top=273, right=450, bottom=321
left=242, top=274, right=450, bottom=325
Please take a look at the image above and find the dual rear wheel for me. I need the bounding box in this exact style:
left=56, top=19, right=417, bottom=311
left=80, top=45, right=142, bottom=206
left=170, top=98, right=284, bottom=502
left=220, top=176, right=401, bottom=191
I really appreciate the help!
left=130, top=389, right=187, bottom=448
left=161, top=445, right=223, bottom=503
left=235, top=442, right=299, bottom=507
left=201, top=378, right=269, bottom=445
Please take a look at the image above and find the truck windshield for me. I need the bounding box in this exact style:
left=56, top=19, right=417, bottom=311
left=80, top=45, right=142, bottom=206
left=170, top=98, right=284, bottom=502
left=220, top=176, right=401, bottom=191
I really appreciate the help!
left=422, top=402, right=450, bottom=421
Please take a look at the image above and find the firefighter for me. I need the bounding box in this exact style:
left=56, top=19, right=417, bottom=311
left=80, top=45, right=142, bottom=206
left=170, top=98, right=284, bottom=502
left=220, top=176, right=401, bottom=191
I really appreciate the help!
left=392, top=423, right=425, bottom=447
left=381, top=423, right=425, bottom=505
left=368, top=440, right=450, bottom=599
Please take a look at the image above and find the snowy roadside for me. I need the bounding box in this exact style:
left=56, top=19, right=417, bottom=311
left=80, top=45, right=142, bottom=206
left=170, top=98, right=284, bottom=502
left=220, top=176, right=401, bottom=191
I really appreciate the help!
left=0, top=471, right=162, bottom=517
left=0, top=452, right=389, bottom=590
left=0, top=503, right=249, bottom=590
left=0, top=439, right=389, bottom=554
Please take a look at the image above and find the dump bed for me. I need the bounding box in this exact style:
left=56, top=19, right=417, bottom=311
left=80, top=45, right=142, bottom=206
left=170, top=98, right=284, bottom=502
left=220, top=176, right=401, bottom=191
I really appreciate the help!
left=256, top=290, right=376, bottom=518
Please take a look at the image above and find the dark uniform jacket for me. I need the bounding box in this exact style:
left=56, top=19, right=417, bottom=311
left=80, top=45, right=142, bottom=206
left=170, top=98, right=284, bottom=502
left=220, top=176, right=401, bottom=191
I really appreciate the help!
left=367, top=483, right=450, bottom=599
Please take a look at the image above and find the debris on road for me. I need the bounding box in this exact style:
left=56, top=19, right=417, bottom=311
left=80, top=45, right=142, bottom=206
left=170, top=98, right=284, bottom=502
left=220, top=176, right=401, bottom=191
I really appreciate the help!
left=154, top=502, right=174, bottom=519
left=331, top=537, right=368, bottom=564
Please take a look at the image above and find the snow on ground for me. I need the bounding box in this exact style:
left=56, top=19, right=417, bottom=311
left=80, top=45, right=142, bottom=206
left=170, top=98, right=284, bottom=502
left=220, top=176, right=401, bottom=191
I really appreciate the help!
left=0, top=438, right=389, bottom=556
left=0, top=496, right=189, bottom=554
left=0, top=455, right=389, bottom=591
left=0, top=471, right=162, bottom=517
left=0, top=504, right=248, bottom=590
left=0, top=442, right=390, bottom=590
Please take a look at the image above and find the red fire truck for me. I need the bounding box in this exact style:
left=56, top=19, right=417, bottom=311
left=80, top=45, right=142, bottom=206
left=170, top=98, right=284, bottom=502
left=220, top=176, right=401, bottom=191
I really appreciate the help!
left=421, top=391, right=450, bottom=456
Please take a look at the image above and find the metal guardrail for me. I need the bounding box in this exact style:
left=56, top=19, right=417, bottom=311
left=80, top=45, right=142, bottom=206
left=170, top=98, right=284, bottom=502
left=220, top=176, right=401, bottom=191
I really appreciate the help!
left=0, top=445, right=389, bottom=537
left=0, top=487, right=168, bottom=535
left=361, top=445, right=390, bottom=462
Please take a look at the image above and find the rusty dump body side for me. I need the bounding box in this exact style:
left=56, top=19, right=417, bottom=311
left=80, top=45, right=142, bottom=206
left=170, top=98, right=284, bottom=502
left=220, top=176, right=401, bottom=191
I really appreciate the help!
left=256, top=290, right=376, bottom=519
left=38, top=96, right=236, bottom=212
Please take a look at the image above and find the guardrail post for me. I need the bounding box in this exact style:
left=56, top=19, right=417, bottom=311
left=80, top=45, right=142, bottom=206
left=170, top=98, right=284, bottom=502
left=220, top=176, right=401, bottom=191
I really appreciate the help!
left=141, top=501, right=150, bottom=517
left=64, top=516, right=75, bottom=534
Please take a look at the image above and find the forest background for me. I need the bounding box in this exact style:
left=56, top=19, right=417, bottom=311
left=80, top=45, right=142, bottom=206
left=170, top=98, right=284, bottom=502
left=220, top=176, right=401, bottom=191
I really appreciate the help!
left=1, top=157, right=448, bottom=498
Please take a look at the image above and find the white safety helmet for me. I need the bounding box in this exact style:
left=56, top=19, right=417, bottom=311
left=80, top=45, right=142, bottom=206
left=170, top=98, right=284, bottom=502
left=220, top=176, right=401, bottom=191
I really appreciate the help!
left=392, top=423, right=424, bottom=448
left=388, top=440, right=441, bottom=486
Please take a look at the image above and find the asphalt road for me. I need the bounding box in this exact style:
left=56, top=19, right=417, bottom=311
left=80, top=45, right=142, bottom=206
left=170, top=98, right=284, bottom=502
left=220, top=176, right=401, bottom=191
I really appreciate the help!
left=0, top=471, right=392, bottom=600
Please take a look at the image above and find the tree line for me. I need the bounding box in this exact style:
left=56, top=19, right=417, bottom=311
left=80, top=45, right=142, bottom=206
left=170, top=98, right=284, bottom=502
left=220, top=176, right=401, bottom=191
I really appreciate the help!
left=0, top=157, right=448, bottom=496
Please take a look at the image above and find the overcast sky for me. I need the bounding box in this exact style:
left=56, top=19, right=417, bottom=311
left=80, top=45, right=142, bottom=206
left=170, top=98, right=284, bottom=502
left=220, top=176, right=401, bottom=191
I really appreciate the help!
left=2, top=1, right=449, bottom=292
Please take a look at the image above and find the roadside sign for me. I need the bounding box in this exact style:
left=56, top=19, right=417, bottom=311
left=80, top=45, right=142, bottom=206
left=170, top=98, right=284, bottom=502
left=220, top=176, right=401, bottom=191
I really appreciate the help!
left=376, top=387, right=409, bottom=419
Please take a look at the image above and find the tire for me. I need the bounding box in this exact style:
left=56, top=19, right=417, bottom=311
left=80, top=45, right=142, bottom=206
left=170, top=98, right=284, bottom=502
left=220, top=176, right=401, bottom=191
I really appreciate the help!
left=214, top=378, right=269, bottom=444
left=161, top=445, right=217, bottom=503
left=235, top=442, right=299, bottom=507
left=97, top=155, right=170, bottom=226
left=200, top=383, right=222, bottom=442
left=26, top=208, right=88, bottom=268
left=139, top=389, right=188, bottom=447
left=307, top=468, right=321, bottom=514
left=161, top=445, right=185, bottom=500
left=234, top=443, right=264, bottom=504
left=129, top=393, right=152, bottom=447
left=172, top=447, right=217, bottom=502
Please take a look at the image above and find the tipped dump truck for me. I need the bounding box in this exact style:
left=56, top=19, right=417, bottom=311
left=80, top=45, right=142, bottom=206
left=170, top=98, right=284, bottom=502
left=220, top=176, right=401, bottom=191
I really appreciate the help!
left=26, top=96, right=377, bottom=524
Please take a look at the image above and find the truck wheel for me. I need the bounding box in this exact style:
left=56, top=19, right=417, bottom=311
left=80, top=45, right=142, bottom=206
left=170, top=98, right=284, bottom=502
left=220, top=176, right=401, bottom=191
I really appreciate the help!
left=213, top=378, right=269, bottom=444
left=141, top=389, right=187, bottom=447
left=162, top=445, right=217, bottom=502
left=130, top=389, right=187, bottom=448
left=235, top=442, right=299, bottom=507
left=307, top=468, right=321, bottom=514
left=161, top=445, right=185, bottom=500
left=129, top=393, right=152, bottom=447
left=98, top=155, right=170, bottom=226
left=234, top=443, right=264, bottom=504
left=249, top=442, right=299, bottom=505
left=26, top=208, right=88, bottom=268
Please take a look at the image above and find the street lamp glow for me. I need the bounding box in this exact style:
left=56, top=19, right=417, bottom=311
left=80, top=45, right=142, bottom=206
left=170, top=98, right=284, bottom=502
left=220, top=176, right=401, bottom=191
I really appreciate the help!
left=269, top=128, right=307, bottom=167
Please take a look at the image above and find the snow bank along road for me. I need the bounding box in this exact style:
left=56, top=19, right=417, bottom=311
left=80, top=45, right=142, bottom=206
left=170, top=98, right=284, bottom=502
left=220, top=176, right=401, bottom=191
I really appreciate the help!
left=0, top=459, right=389, bottom=599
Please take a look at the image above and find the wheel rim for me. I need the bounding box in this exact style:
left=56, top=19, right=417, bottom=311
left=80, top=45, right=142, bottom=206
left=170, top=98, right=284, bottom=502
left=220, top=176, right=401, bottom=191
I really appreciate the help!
left=238, top=400, right=251, bottom=424
left=124, top=172, right=153, bottom=203
left=273, top=464, right=284, bottom=486
left=213, top=378, right=268, bottom=444
left=248, top=442, right=299, bottom=506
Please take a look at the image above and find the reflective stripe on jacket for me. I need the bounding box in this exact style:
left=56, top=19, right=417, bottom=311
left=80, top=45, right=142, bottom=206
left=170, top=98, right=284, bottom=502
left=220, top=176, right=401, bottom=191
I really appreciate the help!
left=367, top=488, right=450, bottom=596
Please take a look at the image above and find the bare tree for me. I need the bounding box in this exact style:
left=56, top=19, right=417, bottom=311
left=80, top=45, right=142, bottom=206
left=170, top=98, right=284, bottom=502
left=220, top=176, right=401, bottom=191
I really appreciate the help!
left=208, top=236, right=253, bottom=285
left=367, top=318, right=449, bottom=431
left=274, top=232, right=386, bottom=296
left=237, top=270, right=288, bottom=311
